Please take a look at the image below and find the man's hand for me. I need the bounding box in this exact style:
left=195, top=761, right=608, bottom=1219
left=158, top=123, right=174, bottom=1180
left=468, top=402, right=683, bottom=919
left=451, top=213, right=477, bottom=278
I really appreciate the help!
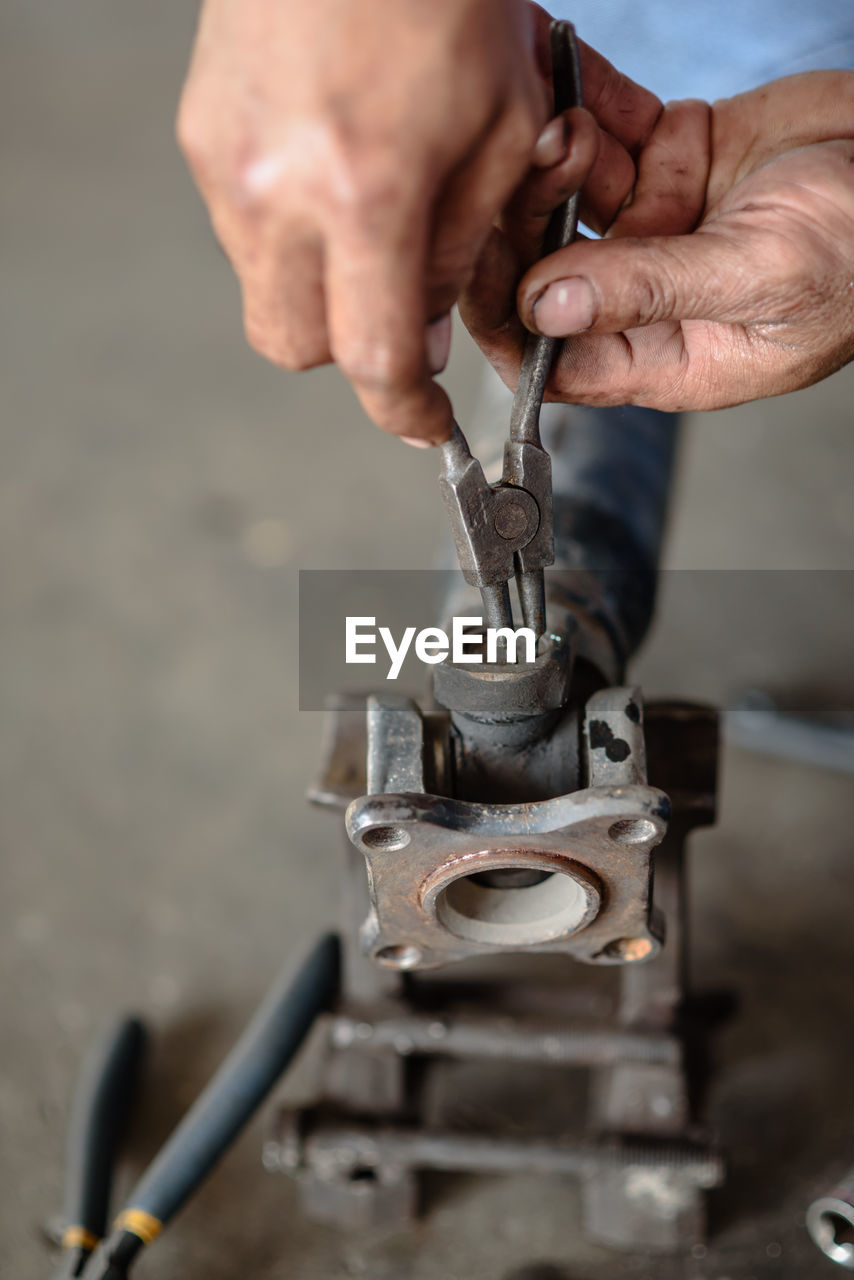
left=177, top=0, right=557, bottom=443
left=463, top=68, right=854, bottom=411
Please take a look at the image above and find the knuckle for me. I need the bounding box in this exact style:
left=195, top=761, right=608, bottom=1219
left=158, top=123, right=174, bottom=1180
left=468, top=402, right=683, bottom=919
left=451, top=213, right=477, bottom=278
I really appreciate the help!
left=175, top=99, right=209, bottom=171
left=244, top=314, right=324, bottom=372
left=176, top=101, right=267, bottom=214
left=632, top=244, right=687, bottom=322
left=335, top=339, right=420, bottom=394
left=316, top=121, right=405, bottom=215
left=328, top=159, right=409, bottom=229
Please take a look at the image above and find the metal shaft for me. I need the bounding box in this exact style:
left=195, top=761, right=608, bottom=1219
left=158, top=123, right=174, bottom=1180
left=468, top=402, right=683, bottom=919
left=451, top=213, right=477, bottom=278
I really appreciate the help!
left=516, top=570, right=546, bottom=639
left=480, top=582, right=513, bottom=631
left=330, top=1011, right=681, bottom=1068
left=303, top=1123, right=723, bottom=1185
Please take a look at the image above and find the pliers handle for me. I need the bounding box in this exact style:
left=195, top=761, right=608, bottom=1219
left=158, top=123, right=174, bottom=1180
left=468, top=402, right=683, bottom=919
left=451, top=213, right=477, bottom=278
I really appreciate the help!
left=440, top=20, right=583, bottom=640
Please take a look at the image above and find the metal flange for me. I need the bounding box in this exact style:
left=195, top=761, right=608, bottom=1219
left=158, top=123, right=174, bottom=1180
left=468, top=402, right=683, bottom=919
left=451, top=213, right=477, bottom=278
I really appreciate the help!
left=346, top=781, right=669, bottom=970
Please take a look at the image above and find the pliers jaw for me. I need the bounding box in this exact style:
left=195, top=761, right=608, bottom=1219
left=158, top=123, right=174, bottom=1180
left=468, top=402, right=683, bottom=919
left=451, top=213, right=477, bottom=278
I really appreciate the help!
left=439, top=423, right=552, bottom=635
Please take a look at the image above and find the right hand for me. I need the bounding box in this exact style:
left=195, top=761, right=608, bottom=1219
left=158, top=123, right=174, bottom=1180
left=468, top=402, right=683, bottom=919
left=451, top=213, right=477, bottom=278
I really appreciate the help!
left=177, top=0, right=554, bottom=444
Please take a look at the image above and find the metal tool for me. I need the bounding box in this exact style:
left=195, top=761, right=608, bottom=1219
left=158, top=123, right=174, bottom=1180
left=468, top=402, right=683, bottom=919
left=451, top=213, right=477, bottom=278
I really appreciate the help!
left=808, top=1166, right=854, bottom=1269
left=439, top=20, right=582, bottom=640
left=51, top=934, right=340, bottom=1280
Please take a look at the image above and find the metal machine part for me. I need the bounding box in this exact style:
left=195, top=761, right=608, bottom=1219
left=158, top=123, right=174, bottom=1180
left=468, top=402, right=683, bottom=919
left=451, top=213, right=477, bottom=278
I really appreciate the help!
left=347, top=686, right=668, bottom=971
left=808, top=1167, right=854, bottom=1269
left=438, top=20, right=582, bottom=639
left=278, top=690, right=721, bottom=1253
left=268, top=1113, right=723, bottom=1248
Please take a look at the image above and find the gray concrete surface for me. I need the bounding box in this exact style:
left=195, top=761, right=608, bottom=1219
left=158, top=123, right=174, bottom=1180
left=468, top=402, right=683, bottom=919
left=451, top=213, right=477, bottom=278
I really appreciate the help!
left=2, top=5, right=853, bottom=1278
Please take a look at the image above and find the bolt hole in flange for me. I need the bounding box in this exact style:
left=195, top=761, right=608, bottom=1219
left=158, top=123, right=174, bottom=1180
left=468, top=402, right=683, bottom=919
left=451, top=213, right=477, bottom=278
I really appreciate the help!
left=427, top=857, right=601, bottom=948
left=361, top=824, right=411, bottom=852
left=608, top=817, right=658, bottom=845
left=375, top=943, right=423, bottom=970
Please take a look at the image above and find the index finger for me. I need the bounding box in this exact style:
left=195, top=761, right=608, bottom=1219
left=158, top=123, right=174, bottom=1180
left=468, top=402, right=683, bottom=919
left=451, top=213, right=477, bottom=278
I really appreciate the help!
left=577, top=37, right=663, bottom=156
left=324, top=200, right=453, bottom=444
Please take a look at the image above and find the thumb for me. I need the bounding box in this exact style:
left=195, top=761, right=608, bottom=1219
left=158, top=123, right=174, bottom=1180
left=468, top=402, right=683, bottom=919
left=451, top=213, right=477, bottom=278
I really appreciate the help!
left=518, top=227, right=766, bottom=336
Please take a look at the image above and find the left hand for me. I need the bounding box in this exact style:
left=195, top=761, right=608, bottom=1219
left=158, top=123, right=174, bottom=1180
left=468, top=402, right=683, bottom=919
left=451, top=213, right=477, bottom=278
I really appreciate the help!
left=462, top=68, right=854, bottom=412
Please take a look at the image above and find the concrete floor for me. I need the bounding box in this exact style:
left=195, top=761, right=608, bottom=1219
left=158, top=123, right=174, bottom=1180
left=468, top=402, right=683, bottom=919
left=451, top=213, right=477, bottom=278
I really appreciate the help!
left=2, top=5, right=853, bottom=1277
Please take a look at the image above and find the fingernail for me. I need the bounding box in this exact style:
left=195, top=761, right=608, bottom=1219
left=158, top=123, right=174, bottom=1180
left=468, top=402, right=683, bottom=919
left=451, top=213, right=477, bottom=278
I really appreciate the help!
left=426, top=313, right=452, bottom=374
left=401, top=435, right=438, bottom=449
left=532, top=277, right=595, bottom=336
left=533, top=115, right=569, bottom=167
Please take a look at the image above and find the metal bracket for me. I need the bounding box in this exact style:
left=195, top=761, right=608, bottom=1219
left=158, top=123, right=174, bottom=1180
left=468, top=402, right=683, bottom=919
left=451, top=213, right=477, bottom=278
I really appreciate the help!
left=346, top=686, right=668, bottom=971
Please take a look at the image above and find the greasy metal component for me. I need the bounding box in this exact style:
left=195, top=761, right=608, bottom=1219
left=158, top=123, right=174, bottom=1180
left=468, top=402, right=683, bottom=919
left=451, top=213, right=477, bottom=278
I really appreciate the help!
left=438, top=22, right=582, bottom=638
left=583, top=686, right=647, bottom=786
left=286, top=701, right=722, bottom=1250
left=580, top=1155, right=714, bottom=1254
left=448, top=701, right=580, bottom=805
left=307, top=694, right=368, bottom=810
left=347, top=786, right=666, bottom=969
left=366, top=697, right=427, bottom=794
left=266, top=1112, right=722, bottom=1243
left=297, top=1121, right=721, bottom=1183
left=346, top=687, right=668, bottom=971
left=308, top=694, right=448, bottom=812
left=432, top=631, right=573, bottom=722
left=591, top=703, right=718, bottom=1155
left=328, top=1010, right=682, bottom=1069
left=808, top=1167, right=854, bottom=1269
left=264, top=1109, right=420, bottom=1230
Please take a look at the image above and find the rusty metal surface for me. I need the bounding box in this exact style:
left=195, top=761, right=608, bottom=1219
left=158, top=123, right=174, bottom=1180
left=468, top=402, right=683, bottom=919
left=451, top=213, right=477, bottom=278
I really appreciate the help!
left=347, top=686, right=668, bottom=972
left=266, top=1110, right=722, bottom=1246
left=274, top=697, right=723, bottom=1253
left=307, top=694, right=368, bottom=810
left=347, top=785, right=667, bottom=970
left=432, top=632, right=574, bottom=722
left=327, top=1010, right=681, bottom=1069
